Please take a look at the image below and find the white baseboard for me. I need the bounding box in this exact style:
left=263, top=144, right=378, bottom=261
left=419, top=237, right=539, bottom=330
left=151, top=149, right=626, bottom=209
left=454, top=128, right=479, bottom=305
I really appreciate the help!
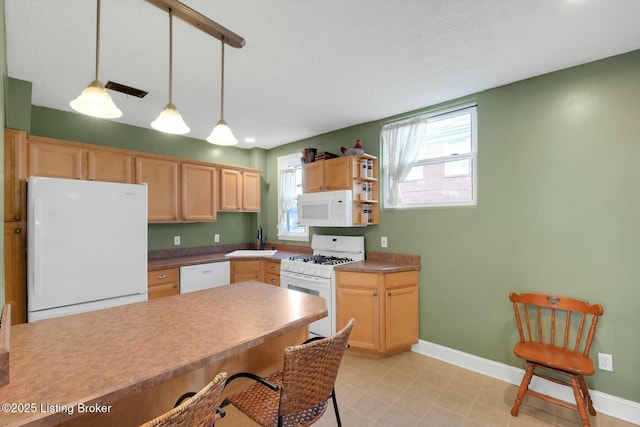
left=412, top=340, right=640, bottom=425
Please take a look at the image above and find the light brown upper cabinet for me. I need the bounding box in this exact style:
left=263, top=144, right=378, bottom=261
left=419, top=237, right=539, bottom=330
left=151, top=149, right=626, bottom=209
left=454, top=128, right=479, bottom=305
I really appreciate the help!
left=4, top=129, right=26, bottom=222
left=181, top=163, right=217, bottom=222
left=135, top=157, right=180, bottom=222
left=87, top=150, right=133, bottom=183
left=302, top=156, right=351, bottom=193
left=27, top=135, right=133, bottom=184
left=28, top=136, right=84, bottom=180
left=219, top=168, right=261, bottom=212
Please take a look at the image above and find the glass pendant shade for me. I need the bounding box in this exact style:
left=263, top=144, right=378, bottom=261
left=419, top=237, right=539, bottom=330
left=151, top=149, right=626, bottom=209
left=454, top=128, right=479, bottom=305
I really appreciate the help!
left=151, top=103, right=190, bottom=134
left=70, top=80, right=122, bottom=119
left=207, top=119, right=238, bottom=145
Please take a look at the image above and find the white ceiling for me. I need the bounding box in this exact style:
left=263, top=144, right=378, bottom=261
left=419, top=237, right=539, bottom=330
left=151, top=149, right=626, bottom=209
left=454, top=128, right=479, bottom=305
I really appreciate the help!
left=5, top=0, right=640, bottom=150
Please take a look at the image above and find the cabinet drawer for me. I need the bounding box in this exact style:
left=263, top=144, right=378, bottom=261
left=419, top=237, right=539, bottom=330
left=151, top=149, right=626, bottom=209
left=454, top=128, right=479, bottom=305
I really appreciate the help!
left=148, top=281, right=179, bottom=299
left=336, top=271, right=380, bottom=289
left=264, top=261, right=280, bottom=275
left=385, top=270, right=418, bottom=289
left=264, top=273, right=280, bottom=286
left=148, top=268, right=179, bottom=285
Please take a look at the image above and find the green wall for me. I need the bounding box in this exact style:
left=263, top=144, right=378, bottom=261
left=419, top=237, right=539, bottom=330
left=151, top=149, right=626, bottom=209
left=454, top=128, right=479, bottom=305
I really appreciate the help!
left=266, top=50, right=640, bottom=402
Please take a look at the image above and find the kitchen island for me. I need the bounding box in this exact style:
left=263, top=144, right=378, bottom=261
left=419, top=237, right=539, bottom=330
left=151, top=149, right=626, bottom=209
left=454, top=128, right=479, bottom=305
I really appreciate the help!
left=0, top=281, right=327, bottom=426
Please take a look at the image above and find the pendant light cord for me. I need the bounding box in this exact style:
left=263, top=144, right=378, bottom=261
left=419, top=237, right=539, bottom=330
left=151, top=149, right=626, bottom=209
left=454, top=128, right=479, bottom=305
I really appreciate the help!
left=220, top=39, right=225, bottom=121
left=95, top=0, right=101, bottom=82
left=169, top=8, right=174, bottom=104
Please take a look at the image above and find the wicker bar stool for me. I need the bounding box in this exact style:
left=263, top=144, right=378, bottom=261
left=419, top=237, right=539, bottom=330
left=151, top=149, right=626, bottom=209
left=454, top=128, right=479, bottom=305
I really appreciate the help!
left=140, top=372, right=227, bottom=427
left=221, top=318, right=355, bottom=427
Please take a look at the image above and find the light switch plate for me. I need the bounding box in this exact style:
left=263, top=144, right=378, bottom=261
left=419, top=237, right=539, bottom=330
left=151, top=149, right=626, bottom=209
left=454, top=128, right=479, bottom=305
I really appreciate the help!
left=174, top=236, right=181, bottom=246
left=381, top=237, right=388, bottom=248
left=214, top=234, right=220, bottom=243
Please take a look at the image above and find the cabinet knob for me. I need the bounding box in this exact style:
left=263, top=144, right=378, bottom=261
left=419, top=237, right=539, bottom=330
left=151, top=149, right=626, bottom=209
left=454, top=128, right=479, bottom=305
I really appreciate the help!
left=270, top=278, right=276, bottom=283
left=13, top=216, right=20, bottom=221
left=270, top=266, right=276, bottom=271
left=173, top=284, right=178, bottom=289
left=157, top=274, right=167, bottom=279
left=387, top=291, right=392, bottom=296
left=373, top=292, right=378, bottom=297
left=14, top=228, right=22, bottom=234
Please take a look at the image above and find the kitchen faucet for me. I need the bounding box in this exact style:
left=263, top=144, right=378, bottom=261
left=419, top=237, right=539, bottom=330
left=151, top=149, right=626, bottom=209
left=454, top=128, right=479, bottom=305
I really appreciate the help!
left=257, top=226, right=267, bottom=250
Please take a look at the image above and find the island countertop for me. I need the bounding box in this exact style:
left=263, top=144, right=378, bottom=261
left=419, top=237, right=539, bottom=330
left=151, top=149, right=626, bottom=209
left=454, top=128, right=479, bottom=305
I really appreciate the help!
left=0, top=281, right=327, bottom=427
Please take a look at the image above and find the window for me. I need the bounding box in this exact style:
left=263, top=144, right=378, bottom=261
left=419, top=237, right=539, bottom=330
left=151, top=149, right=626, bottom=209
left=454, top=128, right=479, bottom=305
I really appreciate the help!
left=277, top=152, right=308, bottom=241
left=382, top=103, right=477, bottom=208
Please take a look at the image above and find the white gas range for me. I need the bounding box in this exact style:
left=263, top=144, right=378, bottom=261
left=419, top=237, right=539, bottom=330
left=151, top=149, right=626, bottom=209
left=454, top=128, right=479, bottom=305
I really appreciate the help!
left=280, top=234, right=365, bottom=338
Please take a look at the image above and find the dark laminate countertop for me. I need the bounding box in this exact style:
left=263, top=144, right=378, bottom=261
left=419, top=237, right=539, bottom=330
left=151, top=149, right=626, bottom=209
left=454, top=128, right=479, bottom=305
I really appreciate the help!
left=148, top=245, right=421, bottom=274
left=0, top=282, right=327, bottom=426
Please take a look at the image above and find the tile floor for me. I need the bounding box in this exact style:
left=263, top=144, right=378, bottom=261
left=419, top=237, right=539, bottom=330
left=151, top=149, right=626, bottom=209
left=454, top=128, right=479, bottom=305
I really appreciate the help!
left=315, top=351, right=636, bottom=427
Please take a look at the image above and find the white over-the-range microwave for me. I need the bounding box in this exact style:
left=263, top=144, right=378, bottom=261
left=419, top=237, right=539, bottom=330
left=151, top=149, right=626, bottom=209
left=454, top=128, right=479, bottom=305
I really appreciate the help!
left=297, top=190, right=363, bottom=227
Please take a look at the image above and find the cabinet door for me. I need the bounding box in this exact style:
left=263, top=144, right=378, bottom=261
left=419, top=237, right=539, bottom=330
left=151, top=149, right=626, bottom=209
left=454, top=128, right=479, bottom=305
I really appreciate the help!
left=230, top=260, right=261, bottom=283
left=87, top=150, right=132, bottom=183
left=242, top=171, right=261, bottom=212
left=4, top=129, right=26, bottom=222
left=336, top=286, right=379, bottom=351
left=219, top=169, right=242, bottom=211
left=28, top=140, right=85, bottom=179
left=384, top=286, right=419, bottom=351
left=182, top=163, right=217, bottom=221
left=147, top=268, right=180, bottom=299
left=323, top=156, right=351, bottom=191
left=4, top=222, right=26, bottom=325
left=302, top=162, right=324, bottom=193
left=135, top=157, right=179, bottom=222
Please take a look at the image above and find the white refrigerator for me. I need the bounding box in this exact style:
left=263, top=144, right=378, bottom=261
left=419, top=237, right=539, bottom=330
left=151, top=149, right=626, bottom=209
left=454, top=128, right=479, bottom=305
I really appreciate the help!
left=27, top=176, right=148, bottom=322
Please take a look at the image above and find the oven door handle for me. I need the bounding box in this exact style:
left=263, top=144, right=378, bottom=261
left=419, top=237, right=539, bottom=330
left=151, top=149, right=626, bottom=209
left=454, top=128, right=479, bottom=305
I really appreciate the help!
left=280, top=270, right=329, bottom=285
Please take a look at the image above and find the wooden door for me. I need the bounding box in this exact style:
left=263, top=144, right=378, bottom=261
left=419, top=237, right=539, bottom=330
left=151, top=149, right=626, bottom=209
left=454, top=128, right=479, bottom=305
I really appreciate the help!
left=230, top=260, right=261, bottom=283
left=336, top=286, right=380, bottom=351
left=4, top=221, right=26, bottom=324
left=242, top=171, right=261, bottom=211
left=384, top=286, right=419, bottom=351
left=135, top=157, right=179, bottom=222
left=87, top=150, right=133, bottom=183
left=301, top=162, right=324, bottom=193
left=323, top=156, right=351, bottom=191
left=219, top=169, right=242, bottom=211
left=182, top=163, right=217, bottom=221
left=4, top=129, right=26, bottom=222
left=28, top=140, right=85, bottom=179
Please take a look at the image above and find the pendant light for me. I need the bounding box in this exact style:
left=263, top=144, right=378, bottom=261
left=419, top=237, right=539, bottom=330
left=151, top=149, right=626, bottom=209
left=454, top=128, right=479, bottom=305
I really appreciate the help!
left=207, top=39, right=238, bottom=145
left=70, top=0, right=122, bottom=119
left=151, top=8, right=190, bottom=135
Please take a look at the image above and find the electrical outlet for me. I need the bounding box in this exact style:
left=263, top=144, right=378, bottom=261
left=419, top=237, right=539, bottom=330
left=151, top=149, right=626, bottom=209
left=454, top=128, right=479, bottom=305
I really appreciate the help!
left=381, top=236, right=388, bottom=248
left=174, top=236, right=181, bottom=246
left=598, top=353, right=613, bottom=371
left=214, top=234, right=220, bottom=243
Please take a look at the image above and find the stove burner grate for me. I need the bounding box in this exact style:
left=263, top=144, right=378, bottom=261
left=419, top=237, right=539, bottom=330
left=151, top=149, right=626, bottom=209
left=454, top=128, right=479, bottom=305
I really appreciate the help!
left=288, top=255, right=354, bottom=266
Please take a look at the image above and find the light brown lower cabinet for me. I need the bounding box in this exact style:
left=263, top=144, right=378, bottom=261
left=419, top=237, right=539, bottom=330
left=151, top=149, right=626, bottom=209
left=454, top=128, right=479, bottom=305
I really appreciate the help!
left=147, top=268, right=180, bottom=299
left=336, top=269, right=419, bottom=357
left=230, top=259, right=281, bottom=285
left=263, top=261, right=281, bottom=286
left=4, top=221, right=26, bottom=325
left=230, top=260, right=262, bottom=283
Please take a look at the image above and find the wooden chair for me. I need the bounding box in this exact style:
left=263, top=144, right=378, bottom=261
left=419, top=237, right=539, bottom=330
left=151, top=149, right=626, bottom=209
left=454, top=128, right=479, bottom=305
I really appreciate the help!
left=509, top=292, right=604, bottom=427
left=221, top=318, right=355, bottom=427
left=140, top=372, right=227, bottom=427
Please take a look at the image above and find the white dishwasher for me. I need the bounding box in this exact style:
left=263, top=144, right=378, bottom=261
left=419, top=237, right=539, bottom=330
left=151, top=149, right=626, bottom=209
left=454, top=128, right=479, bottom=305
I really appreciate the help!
left=180, top=261, right=230, bottom=293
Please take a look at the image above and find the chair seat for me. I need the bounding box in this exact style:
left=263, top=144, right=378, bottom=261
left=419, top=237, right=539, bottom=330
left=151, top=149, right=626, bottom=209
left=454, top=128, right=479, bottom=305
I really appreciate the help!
left=225, top=371, right=329, bottom=427
left=514, top=342, right=595, bottom=375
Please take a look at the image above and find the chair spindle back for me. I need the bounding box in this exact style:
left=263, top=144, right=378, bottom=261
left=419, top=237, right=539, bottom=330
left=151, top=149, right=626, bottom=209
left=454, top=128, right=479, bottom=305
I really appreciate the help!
left=509, top=292, right=603, bottom=357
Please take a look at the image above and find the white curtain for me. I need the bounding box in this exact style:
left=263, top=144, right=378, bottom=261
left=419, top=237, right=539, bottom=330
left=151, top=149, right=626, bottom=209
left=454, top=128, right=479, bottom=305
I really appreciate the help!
left=381, top=116, right=428, bottom=205
left=278, top=167, right=298, bottom=234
